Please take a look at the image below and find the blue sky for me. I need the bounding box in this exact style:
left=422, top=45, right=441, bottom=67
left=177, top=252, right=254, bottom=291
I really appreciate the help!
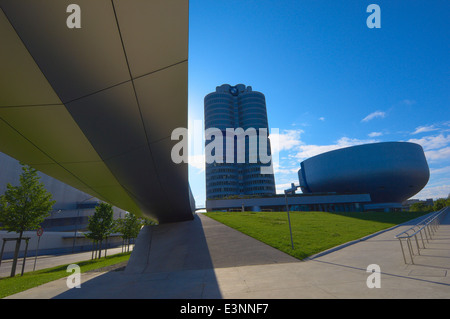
left=186, top=0, right=450, bottom=207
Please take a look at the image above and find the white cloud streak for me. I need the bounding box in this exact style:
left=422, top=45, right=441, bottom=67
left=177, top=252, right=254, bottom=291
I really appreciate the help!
left=361, top=111, right=386, bottom=122
left=368, top=131, right=383, bottom=137
left=411, top=125, right=438, bottom=135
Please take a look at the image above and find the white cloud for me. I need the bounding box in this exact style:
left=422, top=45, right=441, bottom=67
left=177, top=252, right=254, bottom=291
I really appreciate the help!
left=293, top=137, right=379, bottom=162
left=271, top=158, right=298, bottom=175
left=424, top=147, right=450, bottom=161
left=408, top=134, right=450, bottom=151
left=430, top=166, right=450, bottom=175
left=361, top=111, right=386, bottom=122
left=269, top=129, right=303, bottom=154
left=188, top=154, right=205, bottom=171
left=368, top=131, right=383, bottom=137
left=407, top=133, right=450, bottom=163
left=319, top=117, right=325, bottom=121
left=414, top=184, right=450, bottom=200
left=411, top=125, right=438, bottom=135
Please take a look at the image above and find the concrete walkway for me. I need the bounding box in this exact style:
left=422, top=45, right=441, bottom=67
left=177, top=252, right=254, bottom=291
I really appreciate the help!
left=4, top=211, right=450, bottom=299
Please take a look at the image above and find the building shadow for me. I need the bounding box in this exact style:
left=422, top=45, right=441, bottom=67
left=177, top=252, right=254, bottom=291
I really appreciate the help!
left=53, top=214, right=222, bottom=299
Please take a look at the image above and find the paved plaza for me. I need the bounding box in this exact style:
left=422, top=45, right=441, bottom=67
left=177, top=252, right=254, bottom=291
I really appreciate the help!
left=4, top=211, right=450, bottom=299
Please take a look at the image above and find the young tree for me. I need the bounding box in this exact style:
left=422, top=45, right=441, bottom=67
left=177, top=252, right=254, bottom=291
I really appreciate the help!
left=0, top=164, right=55, bottom=277
left=85, top=202, right=115, bottom=258
left=115, top=213, right=143, bottom=252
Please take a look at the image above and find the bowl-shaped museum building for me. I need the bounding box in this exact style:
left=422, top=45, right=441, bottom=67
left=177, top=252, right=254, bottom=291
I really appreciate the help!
left=298, top=142, right=429, bottom=204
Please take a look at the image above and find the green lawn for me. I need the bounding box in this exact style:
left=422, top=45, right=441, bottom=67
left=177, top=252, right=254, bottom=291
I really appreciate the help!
left=205, top=210, right=428, bottom=260
left=0, top=252, right=131, bottom=298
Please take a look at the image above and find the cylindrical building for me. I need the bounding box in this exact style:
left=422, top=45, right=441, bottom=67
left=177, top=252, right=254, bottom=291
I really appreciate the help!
left=204, top=84, right=276, bottom=199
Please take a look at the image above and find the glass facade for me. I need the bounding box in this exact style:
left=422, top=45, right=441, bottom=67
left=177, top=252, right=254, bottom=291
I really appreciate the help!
left=204, top=84, right=276, bottom=199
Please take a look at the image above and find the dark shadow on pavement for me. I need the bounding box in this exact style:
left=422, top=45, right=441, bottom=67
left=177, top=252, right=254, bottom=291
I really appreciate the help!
left=53, top=214, right=223, bottom=299
left=52, top=213, right=299, bottom=299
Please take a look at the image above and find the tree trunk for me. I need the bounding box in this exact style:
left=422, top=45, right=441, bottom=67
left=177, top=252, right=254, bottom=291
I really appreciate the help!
left=10, top=231, right=23, bottom=277
left=91, top=240, right=95, bottom=260
left=105, top=237, right=108, bottom=258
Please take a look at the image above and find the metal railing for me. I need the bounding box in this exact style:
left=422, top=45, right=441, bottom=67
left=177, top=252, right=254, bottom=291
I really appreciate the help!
left=395, top=207, right=449, bottom=264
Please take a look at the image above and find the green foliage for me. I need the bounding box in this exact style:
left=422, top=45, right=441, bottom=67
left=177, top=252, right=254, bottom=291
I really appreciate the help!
left=0, top=164, right=55, bottom=233
left=115, top=212, right=143, bottom=240
left=0, top=164, right=56, bottom=276
left=409, top=202, right=433, bottom=213
left=409, top=197, right=450, bottom=213
left=85, top=202, right=115, bottom=242
left=433, top=198, right=449, bottom=211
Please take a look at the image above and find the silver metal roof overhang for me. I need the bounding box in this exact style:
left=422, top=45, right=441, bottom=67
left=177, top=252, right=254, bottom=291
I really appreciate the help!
left=0, top=1, right=194, bottom=223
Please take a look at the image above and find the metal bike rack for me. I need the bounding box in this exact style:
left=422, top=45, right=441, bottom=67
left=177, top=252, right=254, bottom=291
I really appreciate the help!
left=395, top=207, right=449, bottom=264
